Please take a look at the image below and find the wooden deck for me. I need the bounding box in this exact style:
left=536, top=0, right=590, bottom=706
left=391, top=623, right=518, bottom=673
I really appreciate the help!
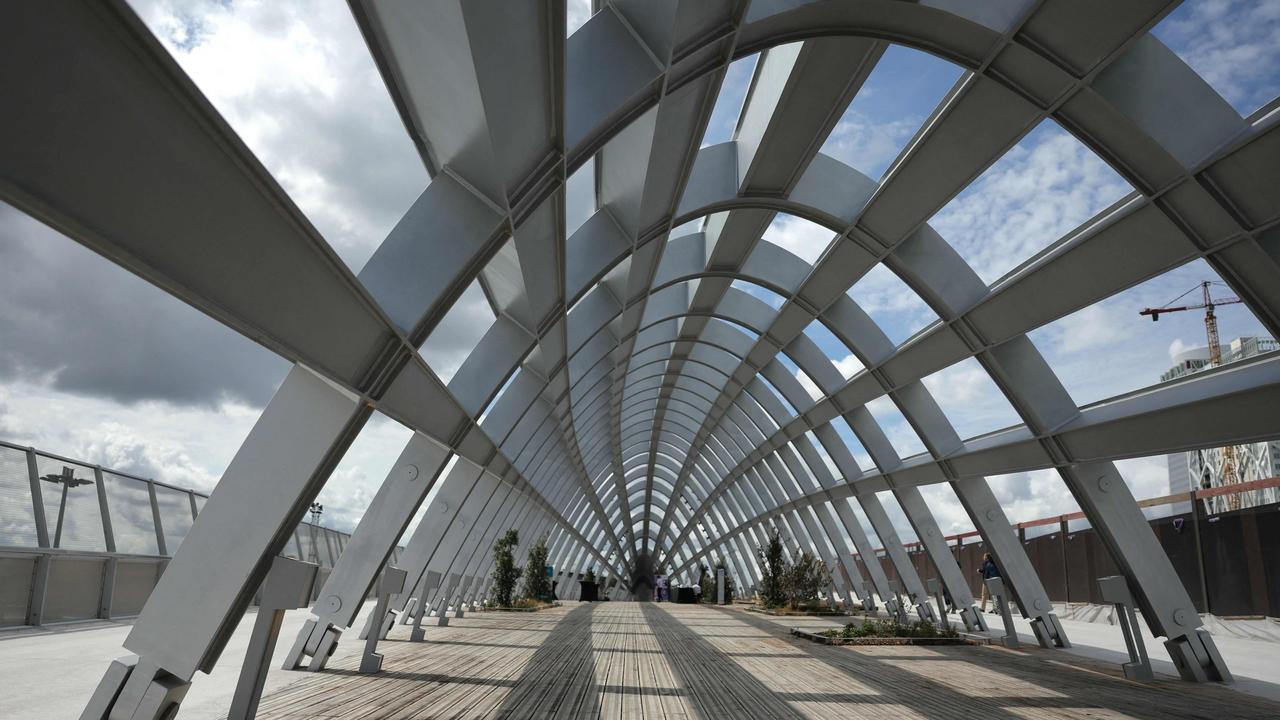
left=249, top=602, right=1280, bottom=719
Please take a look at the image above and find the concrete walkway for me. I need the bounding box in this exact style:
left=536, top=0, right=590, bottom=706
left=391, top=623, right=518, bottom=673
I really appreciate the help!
left=0, top=603, right=375, bottom=719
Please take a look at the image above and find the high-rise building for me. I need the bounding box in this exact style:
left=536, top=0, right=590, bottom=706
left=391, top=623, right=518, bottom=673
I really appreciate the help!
left=1164, top=337, right=1280, bottom=514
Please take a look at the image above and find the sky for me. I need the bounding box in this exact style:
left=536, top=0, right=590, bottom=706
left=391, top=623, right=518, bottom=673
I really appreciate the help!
left=1, top=1, right=1277, bottom=555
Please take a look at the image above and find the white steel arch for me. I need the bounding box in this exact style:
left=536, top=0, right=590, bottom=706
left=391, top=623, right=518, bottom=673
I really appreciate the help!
left=3, top=0, right=1279, bottom=715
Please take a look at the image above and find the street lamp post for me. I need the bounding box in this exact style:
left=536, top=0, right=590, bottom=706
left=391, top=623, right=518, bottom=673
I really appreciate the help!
left=40, top=466, right=94, bottom=548
left=308, top=502, right=323, bottom=564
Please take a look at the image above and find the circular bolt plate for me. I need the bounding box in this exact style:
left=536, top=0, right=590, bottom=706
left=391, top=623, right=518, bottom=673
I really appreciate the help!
left=405, top=464, right=419, bottom=481
left=322, top=595, right=343, bottom=613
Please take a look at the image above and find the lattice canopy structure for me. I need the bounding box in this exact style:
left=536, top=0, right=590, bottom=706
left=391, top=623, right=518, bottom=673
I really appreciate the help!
left=2, top=1, right=1279, bottom=717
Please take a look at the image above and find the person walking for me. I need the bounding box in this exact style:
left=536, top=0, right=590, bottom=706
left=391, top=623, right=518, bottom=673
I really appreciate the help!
left=977, top=552, right=1000, bottom=612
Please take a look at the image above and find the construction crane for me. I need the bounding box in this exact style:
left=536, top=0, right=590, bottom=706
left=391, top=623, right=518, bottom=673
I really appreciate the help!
left=1140, top=281, right=1244, bottom=508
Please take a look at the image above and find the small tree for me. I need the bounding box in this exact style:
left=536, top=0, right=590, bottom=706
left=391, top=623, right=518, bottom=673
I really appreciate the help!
left=784, top=550, right=830, bottom=609
left=757, top=530, right=787, bottom=607
left=490, top=528, right=522, bottom=607
left=521, top=535, right=552, bottom=601
left=583, top=567, right=597, bottom=583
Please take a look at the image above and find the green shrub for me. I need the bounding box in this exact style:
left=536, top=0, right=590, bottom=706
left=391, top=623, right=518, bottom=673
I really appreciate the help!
left=836, top=619, right=958, bottom=639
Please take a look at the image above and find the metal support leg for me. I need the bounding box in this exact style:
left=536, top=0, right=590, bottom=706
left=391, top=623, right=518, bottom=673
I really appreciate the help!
left=927, top=579, right=949, bottom=632
left=410, top=571, right=442, bottom=642
left=1098, top=576, right=1154, bottom=682
left=229, top=557, right=318, bottom=720
left=80, top=367, right=368, bottom=720
left=360, top=567, right=407, bottom=674
left=1063, top=461, right=1225, bottom=680
left=436, top=574, right=462, bottom=626
left=282, top=434, right=450, bottom=671
left=954, top=476, right=1065, bottom=647
left=455, top=576, right=473, bottom=617
left=80, top=656, right=188, bottom=720
left=959, top=605, right=988, bottom=632
left=895, top=486, right=983, bottom=628
left=986, top=577, right=1019, bottom=648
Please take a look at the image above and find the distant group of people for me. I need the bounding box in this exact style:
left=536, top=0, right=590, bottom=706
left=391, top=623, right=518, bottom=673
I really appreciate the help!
left=655, top=574, right=669, bottom=602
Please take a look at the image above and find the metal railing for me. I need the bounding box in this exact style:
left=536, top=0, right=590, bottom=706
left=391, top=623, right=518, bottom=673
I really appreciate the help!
left=0, top=439, right=367, bottom=627
left=853, top=479, right=1280, bottom=617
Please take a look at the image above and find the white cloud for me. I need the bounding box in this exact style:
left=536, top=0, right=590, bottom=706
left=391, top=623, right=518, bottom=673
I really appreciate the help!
left=1167, top=337, right=1201, bottom=363
left=419, top=281, right=497, bottom=384
left=794, top=369, right=823, bottom=401
left=2, top=0, right=441, bottom=542
left=864, top=396, right=926, bottom=458
left=0, top=380, right=260, bottom=494
left=921, top=359, right=987, bottom=404
left=917, top=483, right=974, bottom=536
left=847, top=263, right=938, bottom=345
left=317, top=413, right=416, bottom=533
left=129, top=0, right=428, bottom=272
left=1043, top=303, right=1128, bottom=355
left=1114, top=455, right=1172, bottom=501
left=987, top=469, right=1079, bottom=526
left=834, top=353, right=863, bottom=379
left=1153, top=0, right=1280, bottom=115
left=566, top=0, right=593, bottom=36
left=930, top=123, right=1131, bottom=285
left=763, top=214, right=835, bottom=266
left=820, top=112, right=917, bottom=179
left=920, top=357, right=1021, bottom=439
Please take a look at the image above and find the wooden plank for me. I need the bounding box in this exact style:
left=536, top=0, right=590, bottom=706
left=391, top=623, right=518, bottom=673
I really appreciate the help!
left=247, top=602, right=1280, bottom=720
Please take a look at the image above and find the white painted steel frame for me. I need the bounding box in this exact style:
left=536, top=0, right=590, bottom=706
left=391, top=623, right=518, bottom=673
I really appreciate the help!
left=3, top=0, right=1279, bottom=715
